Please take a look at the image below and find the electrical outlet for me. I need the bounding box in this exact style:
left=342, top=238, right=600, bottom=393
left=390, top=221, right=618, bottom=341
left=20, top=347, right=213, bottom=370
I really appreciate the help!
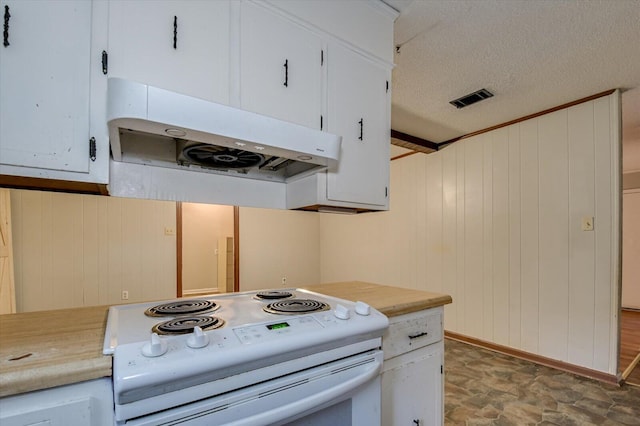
left=281, top=277, right=287, bottom=286
left=122, top=290, right=129, bottom=300
left=164, top=227, right=176, bottom=236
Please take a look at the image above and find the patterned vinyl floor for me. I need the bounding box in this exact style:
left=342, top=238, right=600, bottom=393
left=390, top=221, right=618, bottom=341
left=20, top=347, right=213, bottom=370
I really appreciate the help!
left=444, top=339, right=640, bottom=425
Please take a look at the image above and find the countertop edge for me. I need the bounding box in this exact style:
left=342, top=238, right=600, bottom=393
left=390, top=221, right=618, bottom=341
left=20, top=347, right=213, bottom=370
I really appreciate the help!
left=0, top=357, right=112, bottom=398
left=376, top=295, right=453, bottom=317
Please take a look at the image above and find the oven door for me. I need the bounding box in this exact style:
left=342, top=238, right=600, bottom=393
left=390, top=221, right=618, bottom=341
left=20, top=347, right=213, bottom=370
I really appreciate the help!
left=121, top=350, right=383, bottom=426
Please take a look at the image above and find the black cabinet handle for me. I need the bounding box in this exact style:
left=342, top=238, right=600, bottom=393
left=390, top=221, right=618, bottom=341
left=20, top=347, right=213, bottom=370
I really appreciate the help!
left=283, top=59, right=288, bottom=87
left=89, top=137, right=96, bottom=162
left=408, top=331, right=428, bottom=340
left=173, top=16, right=177, bottom=49
left=358, top=118, right=364, bottom=140
left=101, top=50, right=108, bottom=75
left=413, top=420, right=420, bottom=425
left=3, top=5, right=10, bottom=47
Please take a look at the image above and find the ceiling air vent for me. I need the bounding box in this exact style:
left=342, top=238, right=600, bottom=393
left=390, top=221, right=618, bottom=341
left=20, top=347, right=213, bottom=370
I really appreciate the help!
left=449, top=88, right=493, bottom=109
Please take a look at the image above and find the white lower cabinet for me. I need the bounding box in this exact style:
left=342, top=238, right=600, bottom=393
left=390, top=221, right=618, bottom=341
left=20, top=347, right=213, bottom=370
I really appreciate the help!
left=0, top=378, right=114, bottom=426
left=382, top=307, right=444, bottom=426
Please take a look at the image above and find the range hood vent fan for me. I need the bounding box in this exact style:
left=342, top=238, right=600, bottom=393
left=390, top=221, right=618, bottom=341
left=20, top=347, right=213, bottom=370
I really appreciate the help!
left=107, top=78, right=341, bottom=185
left=449, top=88, right=494, bottom=109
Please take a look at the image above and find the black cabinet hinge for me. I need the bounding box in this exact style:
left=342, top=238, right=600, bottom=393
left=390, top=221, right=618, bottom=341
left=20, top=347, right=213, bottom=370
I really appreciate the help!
left=89, top=137, right=96, bottom=162
left=101, top=50, right=108, bottom=75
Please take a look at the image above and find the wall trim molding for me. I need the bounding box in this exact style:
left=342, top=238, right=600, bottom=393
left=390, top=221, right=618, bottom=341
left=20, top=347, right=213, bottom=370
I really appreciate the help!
left=391, top=151, right=420, bottom=161
left=441, top=89, right=616, bottom=145
left=445, top=331, right=621, bottom=385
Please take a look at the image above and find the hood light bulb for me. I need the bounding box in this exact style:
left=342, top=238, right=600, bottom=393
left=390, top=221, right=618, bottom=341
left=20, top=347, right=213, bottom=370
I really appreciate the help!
left=165, top=128, right=187, bottom=137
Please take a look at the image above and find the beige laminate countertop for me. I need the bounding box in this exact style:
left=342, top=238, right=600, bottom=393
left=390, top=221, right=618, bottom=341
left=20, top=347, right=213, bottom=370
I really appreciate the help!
left=301, top=281, right=452, bottom=317
left=0, top=281, right=451, bottom=397
left=0, top=305, right=111, bottom=397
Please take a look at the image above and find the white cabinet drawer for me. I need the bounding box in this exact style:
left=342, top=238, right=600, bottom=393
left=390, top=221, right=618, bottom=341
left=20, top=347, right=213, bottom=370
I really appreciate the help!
left=382, top=307, right=443, bottom=360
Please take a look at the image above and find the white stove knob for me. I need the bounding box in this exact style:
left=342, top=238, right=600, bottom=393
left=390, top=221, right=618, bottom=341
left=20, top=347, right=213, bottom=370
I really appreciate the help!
left=142, top=333, right=168, bottom=357
left=187, top=326, right=209, bottom=349
left=355, top=301, right=371, bottom=316
left=334, top=304, right=351, bottom=320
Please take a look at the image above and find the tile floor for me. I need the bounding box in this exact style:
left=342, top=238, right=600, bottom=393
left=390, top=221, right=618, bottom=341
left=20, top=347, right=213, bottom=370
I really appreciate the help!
left=444, top=339, right=640, bottom=425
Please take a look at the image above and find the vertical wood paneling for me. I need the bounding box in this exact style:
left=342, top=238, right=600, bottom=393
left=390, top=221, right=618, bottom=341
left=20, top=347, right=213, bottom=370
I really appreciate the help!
left=106, top=197, right=123, bottom=305
left=456, top=143, right=466, bottom=331
left=9, top=193, right=23, bottom=311
left=97, top=196, right=109, bottom=305
left=414, top=154, right=428, bottom=290
left=21, top=192, right=48, bottom=312
left=426, top=154, right=443, bottom=294
left=159, top=200, right=178, bottom=298
left=121, top=200, right=143, bottom=301
left=318, top=93, right=619, bottom=375
left=482, top=134, right=494, bottom=340
left=10, top=190, right=177, bottom=311
left=0, top=189, right=17, bottom=314
left=82, top=196, right=99, bottom=306
left=519, top=119, right=540, bottom=353
left=593, top=95, right=616, bottom=373
left=567, top=101, right=596, bottom=367
left=508, top=124, right=522, bottom=347
left=492, top=128, right=510, bottom=345
left=464, top=139, right=484, bottom=337
left=537, top=109, right=570, bottom=361
left=442, top=146, right=458, bottom=330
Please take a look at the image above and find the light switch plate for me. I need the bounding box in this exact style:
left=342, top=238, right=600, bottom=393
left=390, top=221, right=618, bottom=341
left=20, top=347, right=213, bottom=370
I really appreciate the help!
left=582, top=216, right=594, bottom=231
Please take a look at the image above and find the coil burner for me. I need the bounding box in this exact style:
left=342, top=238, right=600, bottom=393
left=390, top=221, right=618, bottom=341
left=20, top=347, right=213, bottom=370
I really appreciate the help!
left=152, top=316, right=225, bottom=335
left=144, top=300, right=219, bottom=317
left=263, top=299, right=330, bottom=315
left=254, top=291, right=294, bottom=301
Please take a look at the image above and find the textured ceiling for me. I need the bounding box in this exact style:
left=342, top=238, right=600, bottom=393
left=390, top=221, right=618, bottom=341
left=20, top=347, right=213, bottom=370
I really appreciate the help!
left=386, top=0, right=640, bottom=150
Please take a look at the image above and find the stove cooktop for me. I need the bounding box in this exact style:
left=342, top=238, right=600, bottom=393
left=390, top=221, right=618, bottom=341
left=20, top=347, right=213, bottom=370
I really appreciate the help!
left=107, top=288, right=389, bottom=422
left=103, top=288, right=387, bottom=355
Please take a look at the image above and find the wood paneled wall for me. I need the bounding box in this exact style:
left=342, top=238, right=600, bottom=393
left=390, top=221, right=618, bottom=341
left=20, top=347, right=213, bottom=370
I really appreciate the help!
left=320, top=92, right=621, bottom=374
left=239, top=207, right=321, bottom=291
left=10, top=190, right=177, bottom=312
left=0, top=189, right=16, bottom=313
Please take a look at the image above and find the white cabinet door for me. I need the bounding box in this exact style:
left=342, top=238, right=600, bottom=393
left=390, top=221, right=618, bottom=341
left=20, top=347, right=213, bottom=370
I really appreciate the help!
left=0, top=0, right=93, bottom=174
left=382, top=342, right=444, bottom=426
left=240, top=1, right=322, bottom=130
left=0, top=378, right=114, bottom=426
left=108, top=0, right=230, bottom=104
left=327, top=43, right=390, bottom=206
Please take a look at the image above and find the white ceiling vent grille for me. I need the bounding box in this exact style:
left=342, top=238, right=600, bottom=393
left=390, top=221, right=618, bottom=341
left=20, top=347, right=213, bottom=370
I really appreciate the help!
left=449, top=88, right=494, bottom=109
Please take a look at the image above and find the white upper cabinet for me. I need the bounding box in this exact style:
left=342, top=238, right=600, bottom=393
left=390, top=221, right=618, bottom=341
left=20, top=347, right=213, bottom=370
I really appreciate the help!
left=0, top=0, right=108, bottom=183
left=239, top=1, right=322, bottom=130
left=326, top=43, right=390, bottom=207
left=107, top=0, right=230, bottom=104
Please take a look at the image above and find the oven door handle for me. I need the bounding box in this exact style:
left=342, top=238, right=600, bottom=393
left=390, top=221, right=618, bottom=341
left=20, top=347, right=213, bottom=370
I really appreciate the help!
left=227, top=357, right=383, bottom=426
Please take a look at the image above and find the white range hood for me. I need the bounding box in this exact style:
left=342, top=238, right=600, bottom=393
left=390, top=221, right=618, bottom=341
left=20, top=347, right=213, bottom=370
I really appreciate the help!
left=106, top=78, right=341, bottom=207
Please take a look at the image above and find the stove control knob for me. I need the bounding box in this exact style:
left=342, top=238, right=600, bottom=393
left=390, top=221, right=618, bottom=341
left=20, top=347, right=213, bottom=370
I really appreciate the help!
left=355, top=301, right=371, bottom=316
left=187, top=326, right=209, bottom=349
left=142, top=333, right=168, bottom=357
left=334, top=304, right=351, bottom=320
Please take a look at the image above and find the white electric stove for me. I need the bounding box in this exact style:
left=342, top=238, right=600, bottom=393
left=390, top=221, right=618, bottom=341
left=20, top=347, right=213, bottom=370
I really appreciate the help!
left=103, top=288, right=389, bottom=425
